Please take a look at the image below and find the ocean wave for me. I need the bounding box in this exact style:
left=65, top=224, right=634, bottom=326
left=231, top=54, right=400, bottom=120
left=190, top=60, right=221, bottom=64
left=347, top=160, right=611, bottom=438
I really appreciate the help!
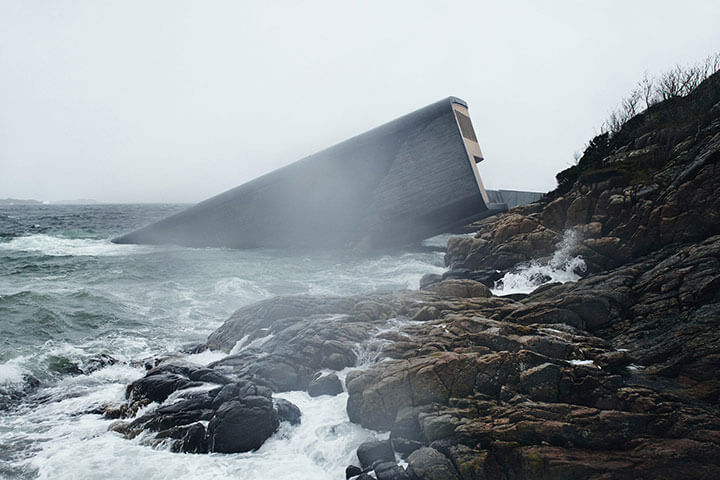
left=0, top=234, right=150, bottom=257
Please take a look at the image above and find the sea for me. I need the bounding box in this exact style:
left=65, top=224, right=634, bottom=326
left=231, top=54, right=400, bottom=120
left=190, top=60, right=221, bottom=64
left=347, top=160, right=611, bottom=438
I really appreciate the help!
left=0, top=204, right=584, bottom=480
left=0, top=204, right=450, bottom=480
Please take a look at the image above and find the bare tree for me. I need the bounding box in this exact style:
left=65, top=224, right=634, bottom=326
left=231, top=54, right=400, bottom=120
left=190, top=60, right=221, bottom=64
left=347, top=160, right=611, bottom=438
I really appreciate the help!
left=597, top=53, right=720, bottom=139
left=638, top=72, right=656, bottom=109
left=657, top=65, right=682, bottom=100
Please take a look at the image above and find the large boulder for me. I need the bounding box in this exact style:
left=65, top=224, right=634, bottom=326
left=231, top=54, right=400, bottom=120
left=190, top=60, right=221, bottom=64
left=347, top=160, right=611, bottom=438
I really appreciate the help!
left=357, top=439, right=395, bottom=469
left=207, top=395, right=279, bottom=453
left=308, top=372, right=343, bottom=397
left=406, top=447, right=460, bottom=480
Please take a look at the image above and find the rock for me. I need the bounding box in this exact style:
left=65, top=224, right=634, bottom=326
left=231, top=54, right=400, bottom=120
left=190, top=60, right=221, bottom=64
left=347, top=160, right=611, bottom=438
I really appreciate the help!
left=357, top=439, right=395, bottom=469
left=154, top=422, right=208, bottom=453
left=391, top=437, right=423, bottom=457
left=188, top=368, right=233, bottom=385
left=440, top=268, right=504, bottom=289
left=345, top=465, right=363, bottom=479
left=83, top=354, right=118, bottom=374
left=178, top=422, right=208, bottom=453
left=374, top=461, right=410, bottom=480
left=125, top=371, right=193, bottom=403
left=520, top=362, right=562, bottom=402
left=178, top=343, right=208, bottom=354
left=207, top=396, right=279, bottom=453
left=424, top=279, right=490, bottom=298
left=406, top=447, right=460, bottom=480
left=419, top=273, right=442, bottom=289
left=308, top=372, right=343, bottom=397
left=391, top=406, right=428, bottom=443
left=274, top=398, right=301, bottom=425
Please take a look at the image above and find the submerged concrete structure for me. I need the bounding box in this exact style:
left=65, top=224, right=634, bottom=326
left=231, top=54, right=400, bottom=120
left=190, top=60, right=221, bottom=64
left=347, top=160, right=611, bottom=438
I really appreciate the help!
left=114, top=97, right=515, bottom=249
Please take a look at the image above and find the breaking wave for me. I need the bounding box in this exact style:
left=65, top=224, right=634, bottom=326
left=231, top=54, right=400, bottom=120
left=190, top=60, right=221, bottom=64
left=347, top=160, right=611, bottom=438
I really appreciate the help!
left=0, top=234, right=149, bottom=257
left=492, top=230, right=587, bottom=295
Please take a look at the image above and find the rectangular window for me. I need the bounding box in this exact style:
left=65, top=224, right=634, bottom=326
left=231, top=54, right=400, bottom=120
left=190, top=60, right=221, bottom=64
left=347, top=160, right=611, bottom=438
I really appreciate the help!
left=455, top=111, right=478, bottom=142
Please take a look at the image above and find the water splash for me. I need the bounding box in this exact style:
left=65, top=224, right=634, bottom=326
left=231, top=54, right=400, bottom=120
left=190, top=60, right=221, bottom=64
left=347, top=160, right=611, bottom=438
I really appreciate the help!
left=492, top=230, right=586, bottom=295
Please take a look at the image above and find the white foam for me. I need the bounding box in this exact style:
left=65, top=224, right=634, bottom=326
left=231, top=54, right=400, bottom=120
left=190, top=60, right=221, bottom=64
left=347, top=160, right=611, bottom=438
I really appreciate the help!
left=185, top=349, right=228, bottom=366
left=1, top=376, right=382, bottom=480
left=492, top=230, right=587, bottom=295
left=568, top=359, right=595, bottom=366
left=0, top=234, right=151, bottom=257
left=0, top=358, right=26, bottom=385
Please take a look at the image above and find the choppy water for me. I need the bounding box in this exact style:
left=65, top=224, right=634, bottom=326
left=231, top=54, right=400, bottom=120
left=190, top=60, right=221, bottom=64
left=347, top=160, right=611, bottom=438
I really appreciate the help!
left=0, top=204, right=447, bottom=480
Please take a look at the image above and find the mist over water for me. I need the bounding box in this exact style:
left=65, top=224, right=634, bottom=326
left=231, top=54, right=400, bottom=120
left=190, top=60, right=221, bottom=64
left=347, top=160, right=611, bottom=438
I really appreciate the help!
left=0, top=204, right=445, bottom=479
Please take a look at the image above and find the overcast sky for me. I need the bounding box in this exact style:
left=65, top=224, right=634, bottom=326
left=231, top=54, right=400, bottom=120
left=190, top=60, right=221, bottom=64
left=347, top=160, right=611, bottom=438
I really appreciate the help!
left=1, top=1, right=718, bottom=203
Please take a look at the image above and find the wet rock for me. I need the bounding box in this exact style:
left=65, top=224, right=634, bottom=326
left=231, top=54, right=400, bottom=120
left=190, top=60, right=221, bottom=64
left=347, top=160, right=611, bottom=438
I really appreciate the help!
left=83, top=354, right=118, bottom=374
left=307, top=372, right=343, bottom=397
left=188, top=368, right=233, bottom=385
left=406, top=447, right=460, bottom=480
left=345, top=465, right=363, bottom=479
left=176, top=422, right=208, bottom=453
left=125, top=372, right=194, bottom=403
left=441, top=268, right=504, bottom=289
left=154, top=422, right=208, bottom=453
left=357, top=439, right=395, bottom=469
left=374, top=461, right=410, bottom=480
left=207, top=395, right=279, bottom=453
left=424, top=279, right=490, bottom=298
left=391, top=437, right=423, bottom=457
left=274, top=398, right=301, bottom=425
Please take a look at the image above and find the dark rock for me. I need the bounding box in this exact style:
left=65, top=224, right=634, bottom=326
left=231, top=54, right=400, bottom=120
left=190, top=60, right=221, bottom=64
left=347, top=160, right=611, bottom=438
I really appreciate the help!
left=520, top=362, right=562, bottom=402
left=391, top=406, right=429, bottom=443
left=178, top=422, right=208, bottom=453
left=207, top=396, right=279, bottom=453
left=441, top=267, right=504, bottom=289
left=391, top=437, right=423, bottom=457
left=406, top=447, right=460, bottom=480
left=424, top=279, right=490, bottom=298
left=210, top=381, right=272, bottom=410
left=374, top=461, right=410, bottom=480
left=154, top=422, right=208, bottom=454
left=125, top=372, right=192, bottom=403
left=274, top=398, right=301, bottom=425
left=188, top=368, right=233, bottom=385
left=357, top=439, right=395, bottom=469
left=345, top=465, right=363, bottom=479
left=83, top=354, right=118, bottom=374
left=308, top=372, right=343, bottom=397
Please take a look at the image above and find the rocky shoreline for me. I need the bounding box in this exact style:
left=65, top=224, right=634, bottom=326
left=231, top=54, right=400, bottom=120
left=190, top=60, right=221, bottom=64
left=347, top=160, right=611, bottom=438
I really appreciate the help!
left=105, top=72, right=720, bottom=478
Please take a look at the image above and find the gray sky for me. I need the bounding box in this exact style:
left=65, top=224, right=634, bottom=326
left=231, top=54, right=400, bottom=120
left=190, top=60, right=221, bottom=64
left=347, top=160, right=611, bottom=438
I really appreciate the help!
left=1, top=1, right=718, bottom=203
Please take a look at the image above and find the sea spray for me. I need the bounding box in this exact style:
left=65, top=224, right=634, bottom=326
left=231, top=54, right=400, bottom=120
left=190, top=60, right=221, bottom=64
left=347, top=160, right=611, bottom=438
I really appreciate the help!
left=492, top=230, right=587, bottom=295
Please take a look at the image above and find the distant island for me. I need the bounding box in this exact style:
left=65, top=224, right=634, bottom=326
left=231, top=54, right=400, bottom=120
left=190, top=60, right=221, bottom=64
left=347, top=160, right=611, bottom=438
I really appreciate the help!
left=0, top=198, right=99, bottom=205
left=0, top=198, right=43, bottom=205
left=50, top=199, right=99, bottom=205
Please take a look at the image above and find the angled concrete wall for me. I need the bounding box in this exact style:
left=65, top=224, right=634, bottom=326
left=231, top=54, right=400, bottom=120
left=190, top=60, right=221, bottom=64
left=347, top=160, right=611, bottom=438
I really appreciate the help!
left=114, top=97, right=495, bottom=249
